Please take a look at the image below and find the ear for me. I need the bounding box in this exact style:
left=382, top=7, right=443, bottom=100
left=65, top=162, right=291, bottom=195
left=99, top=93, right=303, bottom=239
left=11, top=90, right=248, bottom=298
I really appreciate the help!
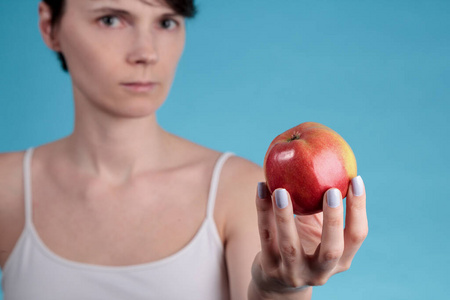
left=38, top=1, right=61, bottom=52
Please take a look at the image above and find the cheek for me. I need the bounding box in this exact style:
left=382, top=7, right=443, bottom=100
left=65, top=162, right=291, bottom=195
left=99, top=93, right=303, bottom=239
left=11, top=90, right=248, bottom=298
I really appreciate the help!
left=65, top=44, right=110, bottom=76
left=58, top=26, right=124, bottom=77
left=160, top=36, right=185, bottom=74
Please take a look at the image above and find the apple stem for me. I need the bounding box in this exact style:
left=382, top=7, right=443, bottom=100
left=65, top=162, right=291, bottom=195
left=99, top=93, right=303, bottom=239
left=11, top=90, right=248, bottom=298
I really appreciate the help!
left=288, top=132, right=301, bottom=142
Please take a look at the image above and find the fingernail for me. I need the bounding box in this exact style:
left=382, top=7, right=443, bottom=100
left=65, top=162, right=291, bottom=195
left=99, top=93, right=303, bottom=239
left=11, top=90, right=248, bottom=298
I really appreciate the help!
left=257, top=182, right=268, bottom=199
left=327, top=189, right=341, bottom=208
left=351, top=176, right=364, bottom=197
left=275, top=189, right=289, bottom=209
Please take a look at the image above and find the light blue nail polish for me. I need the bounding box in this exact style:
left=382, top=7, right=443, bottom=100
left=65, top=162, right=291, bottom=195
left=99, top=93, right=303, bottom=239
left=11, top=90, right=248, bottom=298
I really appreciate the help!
left=257, top=182, right=267, bottom=199
left=352, top=176, right=364, bottom=197
left=327, top=189, right=341, bottom=208
left=275, top=189, right=289, bottom=209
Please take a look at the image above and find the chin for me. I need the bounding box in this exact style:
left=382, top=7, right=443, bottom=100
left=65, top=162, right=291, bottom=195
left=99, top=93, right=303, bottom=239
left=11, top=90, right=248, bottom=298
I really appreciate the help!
left=108, top=85, right=165, bottom=114
left=112, top=101, right=163, bottom=119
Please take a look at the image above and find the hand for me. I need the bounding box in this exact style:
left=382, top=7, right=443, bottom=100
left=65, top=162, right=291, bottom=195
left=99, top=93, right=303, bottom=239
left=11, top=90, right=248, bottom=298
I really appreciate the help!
left=251, top=176, right=368, bottom=296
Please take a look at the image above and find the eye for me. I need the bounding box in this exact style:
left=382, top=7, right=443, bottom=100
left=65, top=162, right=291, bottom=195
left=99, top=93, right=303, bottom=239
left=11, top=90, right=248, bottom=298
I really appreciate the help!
left=99, top=15, right=123, bottom=28
left=160, top=18, right=178, bottom=30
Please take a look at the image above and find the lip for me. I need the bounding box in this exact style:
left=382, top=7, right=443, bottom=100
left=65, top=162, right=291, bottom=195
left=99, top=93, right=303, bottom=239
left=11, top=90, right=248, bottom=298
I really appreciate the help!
left=121, top=82, right=157, bottom=93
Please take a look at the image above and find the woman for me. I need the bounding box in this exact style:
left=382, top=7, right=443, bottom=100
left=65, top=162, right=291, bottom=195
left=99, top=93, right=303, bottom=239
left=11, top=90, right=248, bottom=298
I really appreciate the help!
left=0, top=0, right=368, bottom=299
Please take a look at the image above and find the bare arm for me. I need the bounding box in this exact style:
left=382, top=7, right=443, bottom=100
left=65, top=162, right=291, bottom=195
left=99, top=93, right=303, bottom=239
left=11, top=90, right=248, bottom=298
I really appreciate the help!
left=249, top=177, right=367, bottom=299
left=0, top=151, right=26, bottom=269
left=220, top=157, right=367, bottom=299
left=220, top=158, right=312, bottom=299
left=219, top=157, right=264, bottom=300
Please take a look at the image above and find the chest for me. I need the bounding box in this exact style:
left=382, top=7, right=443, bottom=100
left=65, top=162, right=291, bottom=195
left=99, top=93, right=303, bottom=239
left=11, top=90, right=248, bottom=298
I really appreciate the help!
left=31, top=168, right=216, bottom=266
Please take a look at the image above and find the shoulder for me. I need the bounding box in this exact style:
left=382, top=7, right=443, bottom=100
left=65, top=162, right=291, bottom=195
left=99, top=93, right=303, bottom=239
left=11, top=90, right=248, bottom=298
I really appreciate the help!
left=215, top=154, right=265, bottom=238
left=165, top=132, right=264, bottom=219
left=0, top=150, right=25, bottom=204
left=220, top=155, right=264, bottom=192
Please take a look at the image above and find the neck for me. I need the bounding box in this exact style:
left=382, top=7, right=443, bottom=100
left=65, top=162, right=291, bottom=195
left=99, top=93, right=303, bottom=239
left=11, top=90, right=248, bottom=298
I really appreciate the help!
left=64, top=111, right=170, bottom=184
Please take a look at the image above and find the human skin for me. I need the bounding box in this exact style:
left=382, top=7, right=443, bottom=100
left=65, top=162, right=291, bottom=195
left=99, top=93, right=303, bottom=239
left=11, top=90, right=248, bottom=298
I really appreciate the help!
left=1, top=2, right=266, bottom=299
left=55, top=0, right=185, bottom=121
left=39, top=0, right=189, bottom=179
left=250, top=178, right=367, bottom=299
left=0, top=1, right=368, bottom=299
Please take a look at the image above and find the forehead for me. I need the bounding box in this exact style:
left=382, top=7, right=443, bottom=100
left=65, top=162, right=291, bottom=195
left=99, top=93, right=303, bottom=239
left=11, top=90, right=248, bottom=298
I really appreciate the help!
left=81, top=0, right=171, bottom=9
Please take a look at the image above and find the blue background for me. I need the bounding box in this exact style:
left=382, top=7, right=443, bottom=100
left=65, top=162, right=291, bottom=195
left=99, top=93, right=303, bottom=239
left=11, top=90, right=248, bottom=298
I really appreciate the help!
left=1, top=0, right=449, bottom=299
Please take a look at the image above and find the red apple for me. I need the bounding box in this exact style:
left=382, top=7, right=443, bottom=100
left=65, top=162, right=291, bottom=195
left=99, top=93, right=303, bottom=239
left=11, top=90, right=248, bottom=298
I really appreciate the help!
left=263, top=122, right=357, bottom=215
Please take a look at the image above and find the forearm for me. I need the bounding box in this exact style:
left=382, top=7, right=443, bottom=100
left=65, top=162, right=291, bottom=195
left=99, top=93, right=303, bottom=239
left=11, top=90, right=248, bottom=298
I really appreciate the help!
left=248, top=280, right=312, bottom=300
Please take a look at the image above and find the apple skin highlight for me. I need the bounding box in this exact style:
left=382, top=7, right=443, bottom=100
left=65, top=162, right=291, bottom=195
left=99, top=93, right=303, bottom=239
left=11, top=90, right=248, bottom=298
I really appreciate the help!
left=263, top=122, right=357, bottom=215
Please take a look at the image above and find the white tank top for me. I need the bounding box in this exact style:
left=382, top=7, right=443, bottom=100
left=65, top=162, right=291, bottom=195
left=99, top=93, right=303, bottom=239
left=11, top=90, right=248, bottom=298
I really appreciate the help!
left=2, top=148, right=233, bottom=300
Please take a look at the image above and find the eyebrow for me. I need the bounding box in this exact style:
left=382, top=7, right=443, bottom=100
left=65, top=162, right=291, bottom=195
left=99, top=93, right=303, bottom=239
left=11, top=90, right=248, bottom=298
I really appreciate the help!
left=89, top=0, right=162, bottom=8
left=91, top=7, right=181, bottom=19
left=91, top=7, right=131, bottom=16
left=89, top=0, right=179, bottom=14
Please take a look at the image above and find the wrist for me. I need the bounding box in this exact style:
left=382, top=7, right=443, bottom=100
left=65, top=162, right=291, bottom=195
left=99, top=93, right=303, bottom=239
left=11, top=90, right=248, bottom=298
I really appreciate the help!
left=248, top=279, right=312, bottom=300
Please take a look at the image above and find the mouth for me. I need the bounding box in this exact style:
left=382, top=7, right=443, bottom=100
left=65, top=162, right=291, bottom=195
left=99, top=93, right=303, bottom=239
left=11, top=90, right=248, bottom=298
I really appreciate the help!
left=121, top=82, right=157, bottom=93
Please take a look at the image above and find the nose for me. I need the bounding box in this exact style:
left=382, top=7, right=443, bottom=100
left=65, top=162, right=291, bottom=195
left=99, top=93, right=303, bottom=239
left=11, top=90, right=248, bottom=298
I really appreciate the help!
left=126, top=30, right=159, bottom=66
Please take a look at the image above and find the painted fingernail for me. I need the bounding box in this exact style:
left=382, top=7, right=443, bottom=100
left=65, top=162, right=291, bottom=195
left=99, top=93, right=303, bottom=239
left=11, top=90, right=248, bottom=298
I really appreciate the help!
left=351, top=176, right=364, bottom=197
left=275, top=189, right=289, bottom=209
left=327, top=188, right=341, bottom=208
left=257, top=182, right=268, bottom=199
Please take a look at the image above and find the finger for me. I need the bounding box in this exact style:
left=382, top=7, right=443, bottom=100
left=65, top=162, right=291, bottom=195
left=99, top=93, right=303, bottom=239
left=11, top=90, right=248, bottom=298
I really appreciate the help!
left=340, top=176, right=368, bottom=270
left=316, top=188, right=344, bottom=272
left=256, top=182, right=280, bottom=267
left=272, top=189, right=302, bottom=273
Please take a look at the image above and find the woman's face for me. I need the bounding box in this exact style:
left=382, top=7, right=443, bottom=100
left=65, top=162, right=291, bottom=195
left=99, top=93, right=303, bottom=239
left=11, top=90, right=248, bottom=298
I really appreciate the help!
left=49, top=0, right=186, bottom=118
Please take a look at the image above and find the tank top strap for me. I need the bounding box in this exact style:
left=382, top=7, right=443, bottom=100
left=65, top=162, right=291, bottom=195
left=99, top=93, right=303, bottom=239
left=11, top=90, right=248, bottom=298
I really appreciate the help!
left=23, top=147, right=35, bottom=225
left=206, top=152, right=234, bottom=219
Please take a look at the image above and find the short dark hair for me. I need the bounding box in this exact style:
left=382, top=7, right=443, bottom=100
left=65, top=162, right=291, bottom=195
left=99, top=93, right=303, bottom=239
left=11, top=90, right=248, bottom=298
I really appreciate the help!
left=42, top=0, right=197, bottom=72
